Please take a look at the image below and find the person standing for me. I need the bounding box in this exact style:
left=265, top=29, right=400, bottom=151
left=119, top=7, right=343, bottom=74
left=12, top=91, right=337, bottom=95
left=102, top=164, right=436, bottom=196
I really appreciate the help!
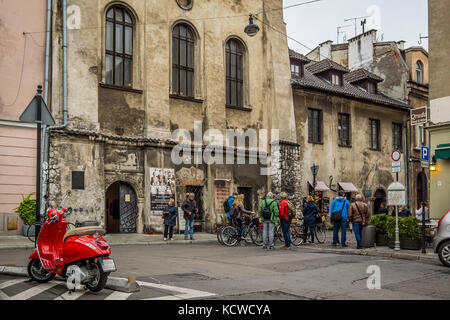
left=231, top=194, right=253, bottom=238
left=302, top=196, right=320, bottom=243
left=279, top=192, right=292, bottom=249
left=376, top=202, right=388, bottom=215
left=163, top=198, right=178, bottom=241
left=415, top=202, right=429, bottom=221
left=330, top=190, right=351, bottom=247
left=259, top=192, right=279, bottom=250
left=398, top=204, right=411, bottom=217
left=182, top=193, right=197, bottom=240
left=347, top=194, right=370, bottom=249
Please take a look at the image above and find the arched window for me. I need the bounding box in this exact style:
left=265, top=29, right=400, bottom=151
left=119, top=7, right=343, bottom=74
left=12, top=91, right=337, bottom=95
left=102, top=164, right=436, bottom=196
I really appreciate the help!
left=226, top=39, right=244, bottom=107
left=416, top=60, right=424, bottom=84
left=105, top=6, right=133, bottom=87
left=172, top=24, right=195, bottom=97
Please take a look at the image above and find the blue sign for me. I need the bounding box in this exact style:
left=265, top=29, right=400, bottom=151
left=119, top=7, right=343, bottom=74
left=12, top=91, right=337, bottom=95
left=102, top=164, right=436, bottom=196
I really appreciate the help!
left=421, top=146, right=430, bottom=161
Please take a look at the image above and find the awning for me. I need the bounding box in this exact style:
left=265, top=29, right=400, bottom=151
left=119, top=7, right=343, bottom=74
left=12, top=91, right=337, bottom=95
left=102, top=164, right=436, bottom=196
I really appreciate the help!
left=338, top=182, right=359, bottom=193
left=308, top=181, right=330, bottom=192
left=435, top=143, right=450, bottom=160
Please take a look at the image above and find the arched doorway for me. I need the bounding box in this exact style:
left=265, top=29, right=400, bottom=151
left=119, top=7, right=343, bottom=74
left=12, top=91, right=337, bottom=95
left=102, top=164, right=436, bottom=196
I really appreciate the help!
left=373, top=188, right=386, bottom=215
left=106, top=181, right=137, bottom=233
left=417, top=172, right=427, bottom=209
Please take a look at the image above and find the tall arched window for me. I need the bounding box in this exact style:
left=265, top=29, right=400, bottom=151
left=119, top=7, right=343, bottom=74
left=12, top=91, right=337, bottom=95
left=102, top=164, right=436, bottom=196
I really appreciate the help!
left=226, top=39, right=244, bottom=107
left=172, top=24, right=195, bottom=97
left=416, top=60, right=424, bottom=84
left=105, top=6, right=133, bottom=87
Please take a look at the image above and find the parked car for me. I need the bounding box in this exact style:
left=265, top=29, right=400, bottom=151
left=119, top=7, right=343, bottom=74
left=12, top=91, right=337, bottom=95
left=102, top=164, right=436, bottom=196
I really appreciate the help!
left=433, top=210, right=450, bottom=267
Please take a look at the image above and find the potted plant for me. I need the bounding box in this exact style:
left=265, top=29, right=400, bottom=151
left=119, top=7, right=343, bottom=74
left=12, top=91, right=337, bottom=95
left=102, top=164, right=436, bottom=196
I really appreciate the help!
left=399, top=216, right=421, bottom=250
left=15, top=193, right=37, bottom=237
left=370, top=214, right=388, bottom=246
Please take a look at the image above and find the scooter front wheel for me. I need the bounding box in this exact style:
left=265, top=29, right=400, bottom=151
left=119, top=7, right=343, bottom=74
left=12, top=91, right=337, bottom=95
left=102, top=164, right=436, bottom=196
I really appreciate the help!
left=85, top=261, right=108, bottom=292
left=27, top=259, right=56, bottom=283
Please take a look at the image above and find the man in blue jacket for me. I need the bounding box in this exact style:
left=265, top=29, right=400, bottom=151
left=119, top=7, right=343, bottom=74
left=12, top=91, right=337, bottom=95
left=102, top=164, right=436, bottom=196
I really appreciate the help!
left=330, top=190, right=351, bottom=247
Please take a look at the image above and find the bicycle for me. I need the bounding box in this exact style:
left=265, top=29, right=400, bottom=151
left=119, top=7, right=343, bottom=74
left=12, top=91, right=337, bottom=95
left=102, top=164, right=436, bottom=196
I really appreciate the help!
left=292, top=216, right=327, bottom=245
left=220, top=214, right=262, bottom=247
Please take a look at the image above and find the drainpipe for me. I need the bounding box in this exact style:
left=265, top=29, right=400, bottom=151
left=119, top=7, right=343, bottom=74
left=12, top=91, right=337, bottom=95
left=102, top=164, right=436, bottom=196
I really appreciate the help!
left=405, top=118, right=410, bottom=209
left=41, top=0, right=68, bottom=213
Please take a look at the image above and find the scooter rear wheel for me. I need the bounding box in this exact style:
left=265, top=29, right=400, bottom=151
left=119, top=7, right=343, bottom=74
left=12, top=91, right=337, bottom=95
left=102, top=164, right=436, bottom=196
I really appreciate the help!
left=27, top=259, right=56, bottom=283
left=85, top=261, right=108, bottom=292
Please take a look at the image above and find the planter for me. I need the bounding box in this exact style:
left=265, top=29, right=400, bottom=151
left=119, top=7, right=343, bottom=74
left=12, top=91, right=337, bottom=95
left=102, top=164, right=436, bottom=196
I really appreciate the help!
left=22, top=224, right=35, bottom=237
left=388, top=236, right=395, bottom=249
left=376, top=234, right=388, bottom=246
left=400, top=238, right=421, bottom=250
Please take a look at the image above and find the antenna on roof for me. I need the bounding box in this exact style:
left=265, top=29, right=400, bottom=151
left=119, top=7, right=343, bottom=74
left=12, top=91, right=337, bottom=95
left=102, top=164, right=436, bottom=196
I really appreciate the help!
left=344, top=15, right=370, bottom=37
left=337, top=24, right=352, bottom=43
left=418, top=33, right=428, bottom=45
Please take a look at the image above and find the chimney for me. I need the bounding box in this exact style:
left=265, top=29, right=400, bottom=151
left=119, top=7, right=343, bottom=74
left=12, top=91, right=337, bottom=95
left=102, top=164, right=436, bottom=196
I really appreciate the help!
left=318, top=40, right=333, bottom=60
left=348, top=29, right=377, bottom=70
left=396, top=40, right=405, bottom=50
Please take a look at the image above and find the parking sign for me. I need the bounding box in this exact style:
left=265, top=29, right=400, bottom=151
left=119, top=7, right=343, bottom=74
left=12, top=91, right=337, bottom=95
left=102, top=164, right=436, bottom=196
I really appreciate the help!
left=421, top=146, right=429, bottom=168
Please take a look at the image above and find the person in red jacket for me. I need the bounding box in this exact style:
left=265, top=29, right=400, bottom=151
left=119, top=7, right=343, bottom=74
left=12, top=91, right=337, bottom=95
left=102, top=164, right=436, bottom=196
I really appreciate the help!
left=279, top=192, right=291, bottom=249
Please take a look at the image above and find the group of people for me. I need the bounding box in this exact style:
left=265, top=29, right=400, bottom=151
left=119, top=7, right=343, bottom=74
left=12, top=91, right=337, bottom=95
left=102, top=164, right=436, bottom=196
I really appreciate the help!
left=376, top=201, right=430, bottom=221
left=162, top=189, right=375, bottom=250
left=162, top=193, right=198, bottom=241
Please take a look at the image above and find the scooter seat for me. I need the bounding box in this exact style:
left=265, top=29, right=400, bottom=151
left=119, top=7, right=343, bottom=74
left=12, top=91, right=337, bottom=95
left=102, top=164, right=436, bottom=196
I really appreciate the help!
left=63, top=226, right=106, bottom=242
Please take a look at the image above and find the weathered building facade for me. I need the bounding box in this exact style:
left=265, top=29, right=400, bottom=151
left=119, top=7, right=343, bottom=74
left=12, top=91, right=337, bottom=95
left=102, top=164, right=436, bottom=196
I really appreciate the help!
left=46, top=0, right=300, bottom=233
left=306, top=30, right=429, bottom=213
left=289, top=51, right=411, bottom=214
left=0, top=0, right=47, bottom=234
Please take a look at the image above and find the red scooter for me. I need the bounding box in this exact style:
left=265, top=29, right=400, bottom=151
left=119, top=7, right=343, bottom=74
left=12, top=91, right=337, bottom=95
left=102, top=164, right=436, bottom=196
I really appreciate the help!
left=28, top=192, right=116, bottom=292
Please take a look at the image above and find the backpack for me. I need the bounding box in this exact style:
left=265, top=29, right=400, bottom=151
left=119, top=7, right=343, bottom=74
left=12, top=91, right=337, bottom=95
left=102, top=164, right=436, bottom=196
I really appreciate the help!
left=223, top=197, right=232, bottom=213
left=230, top=206, right=239, bottom=219
left=262, top=199, right=274, bottom=220
left=331, top=200, right=346, bottom=222
left=283, top=199, right=296, bottom=219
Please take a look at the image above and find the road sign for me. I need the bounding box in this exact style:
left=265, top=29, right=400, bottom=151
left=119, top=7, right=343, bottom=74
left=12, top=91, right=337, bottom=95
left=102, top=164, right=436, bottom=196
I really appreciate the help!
left=392, top=161, right=401, bottom=173
left=19, top=94, right=55, bottom=125
left=421, top=146, right=429, bottom=168
left=391, top=150, right=401, bottom=162
left=411, top=107, right=427, bottom=126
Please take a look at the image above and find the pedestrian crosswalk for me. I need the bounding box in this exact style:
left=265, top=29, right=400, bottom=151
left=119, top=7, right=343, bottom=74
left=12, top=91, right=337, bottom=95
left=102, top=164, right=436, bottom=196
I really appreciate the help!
left=0, top=275, right=216, bottom=300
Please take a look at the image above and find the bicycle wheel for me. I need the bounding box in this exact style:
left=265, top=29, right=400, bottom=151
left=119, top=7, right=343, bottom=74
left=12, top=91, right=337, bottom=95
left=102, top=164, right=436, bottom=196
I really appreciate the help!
left=217, top=225, right=225, bottom=245
left=250, top=225, right=263, bottom=246
left=221, top=226, right=239, bottom=247
left=315, top=223, right=327, bottom=243
left=290, top=224, right=304, bottom=246
left=274, top=223, right=283, bottom=243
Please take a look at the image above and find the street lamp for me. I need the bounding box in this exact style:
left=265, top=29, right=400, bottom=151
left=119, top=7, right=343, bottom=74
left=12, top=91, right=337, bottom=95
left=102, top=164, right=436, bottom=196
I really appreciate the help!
left=244, top=14, right=260, bottom=37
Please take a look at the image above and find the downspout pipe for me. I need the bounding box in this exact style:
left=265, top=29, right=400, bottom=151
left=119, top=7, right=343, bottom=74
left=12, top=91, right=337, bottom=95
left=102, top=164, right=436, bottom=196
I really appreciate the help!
left=41, top=0, right=68, bottom=213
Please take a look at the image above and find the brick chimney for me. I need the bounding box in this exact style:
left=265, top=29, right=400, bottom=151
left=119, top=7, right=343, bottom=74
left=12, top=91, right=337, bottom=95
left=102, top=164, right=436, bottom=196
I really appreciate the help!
left=318, top=40, right=333, bottom=60
left=348, top=29, right=377, bottom=70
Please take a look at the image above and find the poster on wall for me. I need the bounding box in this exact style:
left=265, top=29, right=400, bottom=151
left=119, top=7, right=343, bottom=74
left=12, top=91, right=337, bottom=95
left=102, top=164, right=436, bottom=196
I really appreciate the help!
left=150, top=168, right=175, bottom=215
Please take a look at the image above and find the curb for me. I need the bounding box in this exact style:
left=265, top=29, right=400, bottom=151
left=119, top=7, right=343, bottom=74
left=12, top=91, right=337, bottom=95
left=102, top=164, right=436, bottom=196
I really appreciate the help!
left=298, top=246, right=440, bottom=263
left=0, top=239, right=217, bottom=250
left=0, top=266, right=140, bottom=292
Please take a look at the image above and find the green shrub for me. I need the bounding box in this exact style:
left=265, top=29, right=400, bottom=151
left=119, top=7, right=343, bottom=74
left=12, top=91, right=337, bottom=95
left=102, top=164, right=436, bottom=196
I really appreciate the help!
left=385, top=215, right=420, bottom=239
left=14, top=193, right=36, bottom=226
left=370, top=214, right=387, bottom=235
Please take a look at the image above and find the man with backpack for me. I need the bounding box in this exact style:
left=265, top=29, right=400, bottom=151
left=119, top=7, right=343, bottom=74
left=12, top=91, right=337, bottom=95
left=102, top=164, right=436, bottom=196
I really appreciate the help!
left=224, top=192, right=238, bottom=220
left=259, top=192, right=279, bottom=250
left=330, top=190, right=351, bottom=247
left=279, top=192, right=295, bottom=249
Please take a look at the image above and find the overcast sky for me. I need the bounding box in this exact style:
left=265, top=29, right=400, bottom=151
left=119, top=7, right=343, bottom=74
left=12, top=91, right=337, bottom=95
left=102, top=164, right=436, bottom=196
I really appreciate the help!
left=283, top=0, right=429, bottom=55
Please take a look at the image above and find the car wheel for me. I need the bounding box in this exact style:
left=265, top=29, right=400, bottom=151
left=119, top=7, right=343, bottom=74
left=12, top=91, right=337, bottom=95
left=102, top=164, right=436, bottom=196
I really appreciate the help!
left=438, top=240, right=450, bottom=267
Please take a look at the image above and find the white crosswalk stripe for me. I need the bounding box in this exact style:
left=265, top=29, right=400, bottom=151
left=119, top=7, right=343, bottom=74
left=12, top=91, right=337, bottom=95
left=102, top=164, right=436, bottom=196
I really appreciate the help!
left=0, top=277, right=216, bottom=300
left=54, top=289, right=88, bottom=300
left=104, top=291, right=133, bottom=300
left=10, top=281, right=59, bottom=300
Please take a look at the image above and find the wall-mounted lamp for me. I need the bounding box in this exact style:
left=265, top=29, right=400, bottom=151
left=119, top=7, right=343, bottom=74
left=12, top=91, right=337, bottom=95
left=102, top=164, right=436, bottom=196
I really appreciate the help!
left=244, top=14, right=260, bottom=37
left=430, top=164, right=437, bottom=172
left=430, top=155, right=437, bottom=171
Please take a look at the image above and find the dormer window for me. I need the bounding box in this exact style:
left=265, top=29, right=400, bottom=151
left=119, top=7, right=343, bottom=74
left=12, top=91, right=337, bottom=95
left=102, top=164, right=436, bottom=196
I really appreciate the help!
left=367, top=81, right=377, bottom=94
left=290, top=60, right=303, bottom=77
left=330, top=71, right=342, bottom=86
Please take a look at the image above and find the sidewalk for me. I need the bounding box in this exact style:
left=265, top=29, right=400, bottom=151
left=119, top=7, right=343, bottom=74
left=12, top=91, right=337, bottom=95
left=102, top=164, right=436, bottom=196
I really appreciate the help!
left=0, top=232, right=217, bottom=250
left=298, top=230, right=439, bottom=263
